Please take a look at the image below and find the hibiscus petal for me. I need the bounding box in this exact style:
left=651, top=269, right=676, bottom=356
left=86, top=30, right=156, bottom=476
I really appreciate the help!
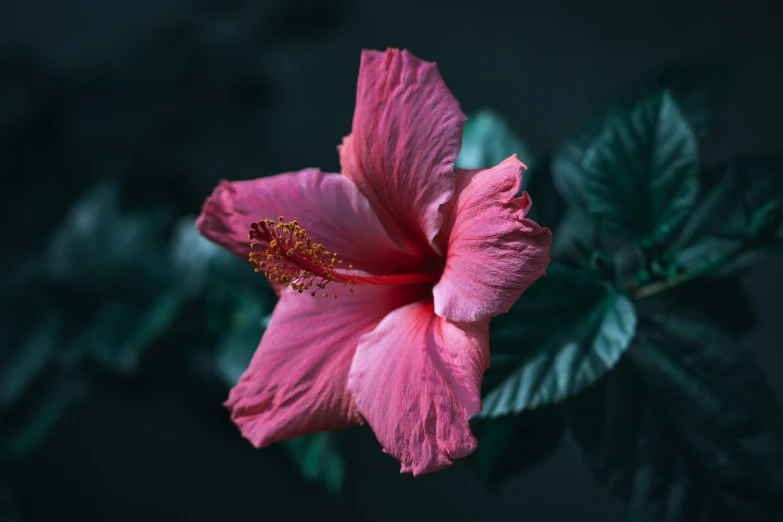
left=348, top=301, right=490, bottom=475
left=433, top=155, right=553, bottom=323
left=196, top=168, right=422, bottom=274
left=226, top=283, right=427, bottom=447
left=339, top=48, right=466, bottom=257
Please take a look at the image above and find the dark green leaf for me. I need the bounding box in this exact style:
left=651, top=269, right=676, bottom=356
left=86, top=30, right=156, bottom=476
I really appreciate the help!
left=485, top=264, right=603, bottom=387
left=583, top=91, right=699, bottom=242
left=170, top=215, right=226, bottom=297
left=523, top=153, right=569, bottom=234
left=551, top=127, right=599, bottom=214
left=0, top=376, right=91, bottom=459
left=283, top=432, right=347, bottom=496
left=552, top=60, right=728, bottom=212
left=615, top=61, right=730, bottom=142
left=44, top=183, right=173, bottom=291
left=215, top=304, right=267, bottom=388
left=120, top=291, right=182, bottom=364
left=638, top=277, right=756, bottom=334
left=468, top=406, right=565, bottom=487
left=0, top=311, right=63, bottom=408
left=671, top=167, right=743, bottom=251
left=549, top=208, right=593, bottom=261
left=170, top=215, right=274, bottom=321
left=456, top=110, right=533, bottom=178
left=671, top=156, right=783, bottom=277
left=566, top=307, right=783, bottom=522
left=482, top=264, right=637, bottom=416
left=672, top=236, right=765, bottom=278
left=69, top=291, right=182, bottom=374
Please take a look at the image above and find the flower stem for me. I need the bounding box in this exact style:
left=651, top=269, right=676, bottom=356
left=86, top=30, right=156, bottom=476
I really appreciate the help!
left=630, top=244, right=744, bottom=301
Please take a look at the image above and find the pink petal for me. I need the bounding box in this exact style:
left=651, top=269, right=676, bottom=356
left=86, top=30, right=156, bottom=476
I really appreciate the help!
left=226, top=283, right=428, bottom=447
left=196, top=168, right=423, bottom=275
left=433, top=156, right=553, bottom=323
left=348, top=301, right=490, bottom=475
left=339, top=48, right=466, bottom=257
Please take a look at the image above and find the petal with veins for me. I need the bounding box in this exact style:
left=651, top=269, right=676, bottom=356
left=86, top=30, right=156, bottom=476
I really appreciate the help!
left=348, top=301, right=489, bottom=475
left=196, top=168, right=422, bottom=275
left=226, top=283, right=427, bottom=447
left=433, top=156, right=552, bottom=323
left=339, top=49, right=465, bottom=258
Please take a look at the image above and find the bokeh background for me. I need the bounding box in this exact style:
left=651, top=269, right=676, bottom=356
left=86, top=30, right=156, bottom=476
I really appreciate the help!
left=2, top=0, right=782, bottom=520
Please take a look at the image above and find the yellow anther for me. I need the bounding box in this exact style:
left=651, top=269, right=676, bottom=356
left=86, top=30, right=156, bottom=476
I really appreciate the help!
left=247, top=215, right=357, bottom=300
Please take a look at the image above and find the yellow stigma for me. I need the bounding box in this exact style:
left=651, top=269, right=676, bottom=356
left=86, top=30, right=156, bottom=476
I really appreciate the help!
left=248, top=216, right=356, bottom=298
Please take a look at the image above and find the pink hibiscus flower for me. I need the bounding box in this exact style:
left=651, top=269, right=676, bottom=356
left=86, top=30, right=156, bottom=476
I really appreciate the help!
left=196, top=48, right=552, bottom=475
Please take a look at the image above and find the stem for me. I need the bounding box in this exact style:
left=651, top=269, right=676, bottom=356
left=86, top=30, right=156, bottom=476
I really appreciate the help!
left=631, top=245, right=745, bottom=301
left=634, top=243, right=650, bottom=282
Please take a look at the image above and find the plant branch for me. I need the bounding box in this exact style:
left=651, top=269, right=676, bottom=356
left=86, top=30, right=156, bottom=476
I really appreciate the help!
left=631, top=244, right=744, bottom=300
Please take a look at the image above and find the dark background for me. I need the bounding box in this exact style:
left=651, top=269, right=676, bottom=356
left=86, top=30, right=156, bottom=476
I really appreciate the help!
left=2, top=0, right=782, bottom=520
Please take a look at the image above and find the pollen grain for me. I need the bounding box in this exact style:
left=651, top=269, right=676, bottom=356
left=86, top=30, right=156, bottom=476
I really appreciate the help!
left=248, top=217, right=355, bottom=298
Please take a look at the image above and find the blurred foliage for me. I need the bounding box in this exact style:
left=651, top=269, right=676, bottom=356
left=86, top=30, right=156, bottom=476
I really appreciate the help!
left=1, top=182, right=177, bottom=460
left=468, top=406, right=565, bottom=488
left=1, top=16, right=782, bottom=520
left=283, top=432, right=347, bottom=496
left=456, top=109, right=535, bottom=175
left=0, top=0, right=351, bottom=497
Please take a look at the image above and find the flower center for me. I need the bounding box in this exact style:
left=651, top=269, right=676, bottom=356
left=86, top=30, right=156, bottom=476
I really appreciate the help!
left=248, top=216, right=355, bottom=298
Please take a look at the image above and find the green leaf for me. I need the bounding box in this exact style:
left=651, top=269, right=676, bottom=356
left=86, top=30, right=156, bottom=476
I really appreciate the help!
left=523, top=154, right=570, bottom=235
left=0, top=311, right=64, bottom=409
left=0, top=376, right=91, bottom=459
left=670, top=167, right=743, bottom=251
left=583, top=91, right=699, bottom=242
left=215, top=305, right=266, bottom=388
left=44, top=183, right=172, bottom=290
left=170, top=215, right=226, bottom=296
left=552, top=60, right=728, bottom=212
left=615, top=61, right=730, bottom=142
left=550, top=208, right=594, bottom=261
left=456, top=110, right=533, bottom=177
left=566, top=307, right=783, bottom=522
left=283, top=432, right=346, bottom=496
left=69, top=291, right=182, bottom=374
left=115, top=290, right=183, bottom=370
left=639, top=277, right=756, bottom=334
left=468, top=406, right=566, bottom=487
left=481, top=264, right=637, bottom=416
left=671, top=155, right=783, bottom=277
